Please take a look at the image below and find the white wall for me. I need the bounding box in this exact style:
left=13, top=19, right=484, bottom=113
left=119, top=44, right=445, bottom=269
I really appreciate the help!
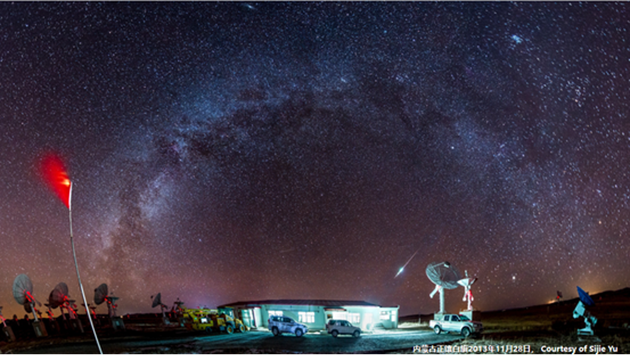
left=235, top=303, right=399, bottom=331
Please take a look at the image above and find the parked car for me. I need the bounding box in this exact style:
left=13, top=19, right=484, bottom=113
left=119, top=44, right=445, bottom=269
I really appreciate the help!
left=429, top=314, right=483, bottom=337
left=326, top=319, right=361, bottom=338
left=268, top=316, right=308, bottom=337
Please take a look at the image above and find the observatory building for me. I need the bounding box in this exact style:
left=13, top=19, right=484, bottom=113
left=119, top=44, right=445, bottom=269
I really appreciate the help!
left=218, top=299, right=399, bottom=331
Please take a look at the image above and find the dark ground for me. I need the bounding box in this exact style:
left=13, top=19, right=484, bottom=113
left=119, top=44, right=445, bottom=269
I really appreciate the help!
left=1, top=288, right=629, bottom=354
left=1, top=326, right=463, bottom=354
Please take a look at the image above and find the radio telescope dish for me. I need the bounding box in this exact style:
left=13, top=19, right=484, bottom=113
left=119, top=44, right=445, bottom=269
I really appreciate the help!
left=151, top=293, right=163, bottom=309
left=426, top=261, right=462, bottom=289
left=13, top=274, right=33, bottom=305
left=12, top=274, right=40, bottom=321
left=49, top=282, right=80, bottom=321
left=94, top=283, right=108, bottom=305
left=49, top=282, right=69, bottom=321
left=94, top=283, right=119, bottom=318
left=151, top=293, right=171, bottom=325
left=573, top=286, right=597, bottom=336
left=426, top=262, right=462, bottom=315
left=49, top=282, right=69, bottom=308
left=577, top=286, right=595, bottom=306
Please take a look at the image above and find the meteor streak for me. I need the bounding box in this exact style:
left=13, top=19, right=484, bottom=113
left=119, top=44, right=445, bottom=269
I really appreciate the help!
left=395, top=248, right=420, bottom=278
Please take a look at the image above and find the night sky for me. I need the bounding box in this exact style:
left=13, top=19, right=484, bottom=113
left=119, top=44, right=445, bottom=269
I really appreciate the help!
left=1, top=2, right=629, bottom=319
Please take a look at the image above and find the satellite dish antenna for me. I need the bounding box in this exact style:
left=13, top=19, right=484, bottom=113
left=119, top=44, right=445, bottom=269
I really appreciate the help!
left=94, top=283, right=108, bottom=306
left=426, top=261, right=462, bottom=315
left=573, top=286, right=597, bottom=336
left=49, top=282, right=70, bottom=320
left=49, top=282, right=84, bottom=333
left=151, top=293, right=162, bottom=309
left=457, top=270, right=478, bottom=311
left=12, top=274, right=48, bottom=337
left=151, top=293, right=171, bottom=325
left=94, top=283, right=119, bottom=318
left=13, top=274, right=40, bottom=322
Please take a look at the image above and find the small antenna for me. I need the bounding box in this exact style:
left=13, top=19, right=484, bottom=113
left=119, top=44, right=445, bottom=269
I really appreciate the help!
left=457, top=270, right=478, bottom=312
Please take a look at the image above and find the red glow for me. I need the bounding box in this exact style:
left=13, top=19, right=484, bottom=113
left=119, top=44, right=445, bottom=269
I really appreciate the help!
left=40, top=153, right=72, bottom=210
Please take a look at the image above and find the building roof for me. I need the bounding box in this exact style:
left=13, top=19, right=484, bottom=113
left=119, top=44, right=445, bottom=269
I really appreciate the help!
left=219, top=299, right=383, bottom=308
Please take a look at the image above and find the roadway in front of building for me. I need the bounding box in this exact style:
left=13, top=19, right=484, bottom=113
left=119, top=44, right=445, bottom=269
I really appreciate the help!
left=19, top=328, right=464, bottom=353
left=190, top=329, right=463, bottom=353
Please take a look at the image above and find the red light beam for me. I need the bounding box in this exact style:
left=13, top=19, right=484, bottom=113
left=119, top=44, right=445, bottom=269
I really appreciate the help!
left=40, top=153, right=72, bottom=210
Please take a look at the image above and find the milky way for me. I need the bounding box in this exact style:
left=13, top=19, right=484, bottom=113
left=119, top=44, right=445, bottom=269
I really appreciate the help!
left=0, top=2, right=629, bottom=318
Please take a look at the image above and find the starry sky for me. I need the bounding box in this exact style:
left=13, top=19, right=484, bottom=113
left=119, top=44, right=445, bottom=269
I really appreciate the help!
left=0, top=2, right=629, bottom=319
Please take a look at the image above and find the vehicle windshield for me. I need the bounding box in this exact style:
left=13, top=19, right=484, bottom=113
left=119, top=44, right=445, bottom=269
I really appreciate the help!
left=218, top=308, right=233, bottom=317
left=458, top=315, right=470, bottom=321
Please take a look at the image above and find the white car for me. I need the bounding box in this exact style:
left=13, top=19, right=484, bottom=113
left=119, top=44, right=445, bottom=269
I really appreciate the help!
left=429, top=314, right=483, bottom=337
left=326, top=319, right=361, bottom=338
left=268, top=316, right=308, bottom=337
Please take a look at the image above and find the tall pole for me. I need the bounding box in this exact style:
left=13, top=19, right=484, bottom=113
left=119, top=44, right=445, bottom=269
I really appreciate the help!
left=69, top=183, right=103, bottom=354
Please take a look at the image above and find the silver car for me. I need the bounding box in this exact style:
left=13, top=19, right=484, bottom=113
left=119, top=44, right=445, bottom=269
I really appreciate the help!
left=268, top=316, right=308, bottom=337
left=326, top=319, right=361, bottom=338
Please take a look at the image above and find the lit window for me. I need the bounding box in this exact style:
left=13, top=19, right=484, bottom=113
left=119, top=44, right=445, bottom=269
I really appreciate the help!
left=332, top=311, right=347, bottom=320
left=269, top=310, right=283, bottom=317
left=380, top=311, right=389, bottom=320
left=298, top=312, right=315, bottom=323
left=348, top=313, right=360, bottom=324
